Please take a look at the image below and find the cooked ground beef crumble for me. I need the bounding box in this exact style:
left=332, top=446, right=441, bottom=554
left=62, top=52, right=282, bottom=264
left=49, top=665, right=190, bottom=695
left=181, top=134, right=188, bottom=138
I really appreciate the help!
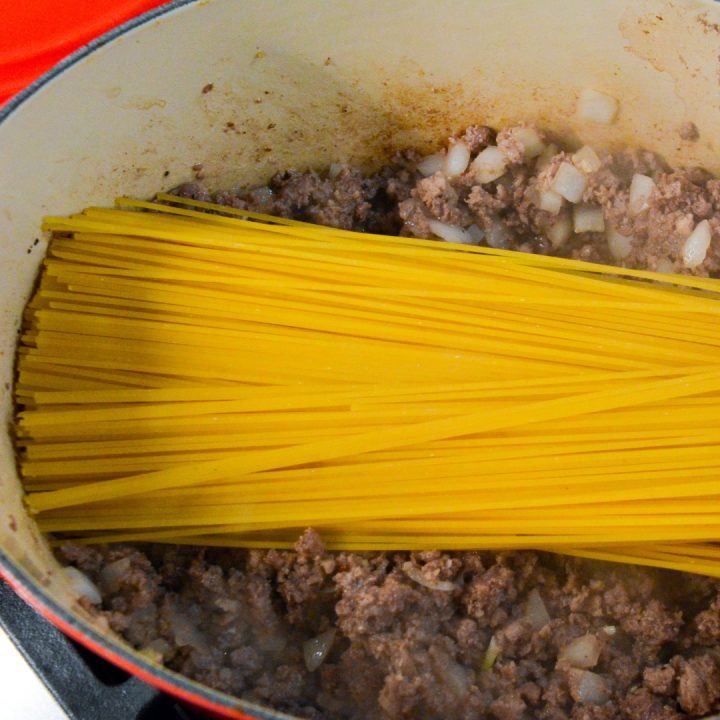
left=58, top=123, right=720, bottom=719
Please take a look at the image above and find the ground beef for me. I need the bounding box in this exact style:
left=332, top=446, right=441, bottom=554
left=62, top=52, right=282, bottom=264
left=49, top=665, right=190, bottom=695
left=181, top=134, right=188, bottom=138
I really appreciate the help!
left=59, top=532, right=720, bottom=720
left=61, top=122, right=720, bottom=718
left=174, top=122, right=720, bottom=275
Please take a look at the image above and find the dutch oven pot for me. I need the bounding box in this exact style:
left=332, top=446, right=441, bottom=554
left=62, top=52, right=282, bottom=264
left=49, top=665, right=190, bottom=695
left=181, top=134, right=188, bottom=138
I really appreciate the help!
left=2, top=0, right=720, bottom=717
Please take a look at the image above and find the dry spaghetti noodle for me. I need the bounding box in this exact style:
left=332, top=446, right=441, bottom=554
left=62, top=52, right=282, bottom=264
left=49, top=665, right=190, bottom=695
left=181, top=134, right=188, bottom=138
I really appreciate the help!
left=14, top=196, right=720, bottom=576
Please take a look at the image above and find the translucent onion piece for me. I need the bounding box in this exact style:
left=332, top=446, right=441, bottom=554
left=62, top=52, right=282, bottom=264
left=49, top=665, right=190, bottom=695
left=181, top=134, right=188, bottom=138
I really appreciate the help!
left=428, top=219, right=476, bottom=245
left=577, top=89, right=619, bottom=125
left=683, top=219, right=712, bottom=269
left=513, top=127, right=546, bottom=159
left=470, top=146, right=508, bottom=184
left=467, top=224, right=485, bottom=244
left=444, top=141, right=471, bottom=177
left=486, top=221, right=510, bottom=249
left=482, top=635, right=500, bottom=671
left=569, top=669, right=610, bottom=705
left=303, top=629, right=336, bottom=671
left=547, top=212, right=573, bottom=248
left=539, top=190, right=563, bottom=215
left=629, top=173, right=656, bottom=215
left=552, top=162, right=587, bottom=203
left=573, top=146, right=602, bottom=174
left=525, top=588, right=551, bottom=630
left=98, top=556, right=131, bottom=594
left=559, top=633, right=601, bottom=668
left=418, top=153, right=445, bottom=177
left=607, top=228, right=633, bottom=260
left=536, top=143, right=559, bottom=171
left=573, top=204, right=605, bottom=234
left=403, top=562, right=457, bottom=591
left=63, top=566, right=101, bottom=605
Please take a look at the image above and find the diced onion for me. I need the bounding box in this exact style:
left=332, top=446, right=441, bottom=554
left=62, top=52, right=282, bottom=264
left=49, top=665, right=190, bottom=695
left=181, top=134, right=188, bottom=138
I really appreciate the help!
left=418, top=153, right=445, bottom=177
left=629, top=173, right=656, bottom=215
left=470, top=146, right=508, bottom=184
left=403, top=562, right=457, bottom=591
left=547, top=212, right=573, bottom=249
left=167, top=604, right=206, bottom=648
left=482, top=635, right=500, bottom=671
left=536, top=143, right=559, bottom=171
left=486, top=222, right=510, bottom=249
left=552, top=162, right=587, bottom=203
left=303, top=629, right=336, bottom=672
left=601, top=626, right=617, bottom=636
left=607, top=228, right=633, bottom=260
left=468, top=224, right=485, bottom=244
left=513, top=127, right=546, bottom=159
left=428, top=219, right=476, bottom=245
left=64, top=567, right=102, bottom=605
left=525, top=589, right=551, bottom=631
left=328, top=164, right=343, bottom=179
left=539, top=190, right=563, bottom=215
left=572, top=145, right=602, bottom=174
left=656, top=258, right=675, bottom=274
left=573, top=204, right=605, bottom=234
left=559, top=633, right=601, bottom=668
left=141, top=638, right=171, bottom=662
left=569, top=669, right=610, bottom=705
left=577, top=89, right=619, bottom=125
left=98, top=557, right=131, bottom=594
left=444, top=141, right=471, bottom=177
left=683, top=219, right=712, bottom=268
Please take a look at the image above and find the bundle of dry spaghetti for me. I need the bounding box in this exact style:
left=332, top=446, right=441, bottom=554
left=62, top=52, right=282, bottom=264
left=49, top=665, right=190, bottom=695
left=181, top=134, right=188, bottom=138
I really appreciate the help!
left=14, top=195, right=720, bottom=577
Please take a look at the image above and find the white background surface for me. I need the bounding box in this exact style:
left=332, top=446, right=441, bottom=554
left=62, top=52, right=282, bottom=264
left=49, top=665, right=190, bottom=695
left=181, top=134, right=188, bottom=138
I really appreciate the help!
left=0, top=625, right=68, bottom=720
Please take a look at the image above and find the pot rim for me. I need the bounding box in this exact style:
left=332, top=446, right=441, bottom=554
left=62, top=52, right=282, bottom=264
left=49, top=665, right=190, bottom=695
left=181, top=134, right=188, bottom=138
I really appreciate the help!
left=0, top=1, right=289, bottom=717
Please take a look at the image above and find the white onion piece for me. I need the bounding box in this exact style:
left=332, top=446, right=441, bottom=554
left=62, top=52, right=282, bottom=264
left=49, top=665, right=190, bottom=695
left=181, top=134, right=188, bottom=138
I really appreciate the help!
left=471, top=146, right=507, bottom=184
left=468, top=224, right=485, bottom=244
left=552, top=162, right=587, bottom=203
left=536, top=143, right=559, bottom=171
left=572, top=145, right=602, bottom=174
left=444, top=141, right=471, bottom=177
left=683, top=219, right=712, bottom=269
left=403, top=562, right=457, bottom=592
left=569, top=669, right=610, bottom=705
left=167, top=605, right=205, bottom=648
left=607, top=228, right=633, bottom=260
left=601, top=625, right=617, bottom=636
left=629, top=173, right=656, bottom=215
left=303, top=629, right=336, bottom=672
left=539, top=190, right=563, bottom=215
left=418, top=152, right=445, bottom=177
left=482, top=635, right=500, bottom=671
left=98, top=557, right=131, bottom=594
left=655, top=258, right=675, bottom=274
left=513, top=127, right=546, bottom=159
left=328, top=164, right=343, bottom=179
left=142, top=638, right=171, bottom=662
left=486, top=222, right=510, bottom=249
left=525, top=589, right=551, bottom=630
left=64, top=567, right=102, bottom=605
left=547, top=213, right=573, bottom=249
left=428, top=219, right=476, bottom=245
left=573, top=204, right=605, bottom=234
left=559, top=634, right=601, bottom=668
left=577, top=89, right=619, bottom=125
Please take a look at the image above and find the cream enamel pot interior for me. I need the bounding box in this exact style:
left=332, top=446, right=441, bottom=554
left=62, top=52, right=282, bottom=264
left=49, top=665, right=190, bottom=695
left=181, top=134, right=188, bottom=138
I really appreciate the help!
left=2, top=0, right=720, bottom=717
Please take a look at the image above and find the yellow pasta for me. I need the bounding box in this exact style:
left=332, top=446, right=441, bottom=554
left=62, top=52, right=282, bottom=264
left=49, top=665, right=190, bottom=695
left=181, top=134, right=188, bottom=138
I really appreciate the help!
left=15, top=196, right=720, bottom=577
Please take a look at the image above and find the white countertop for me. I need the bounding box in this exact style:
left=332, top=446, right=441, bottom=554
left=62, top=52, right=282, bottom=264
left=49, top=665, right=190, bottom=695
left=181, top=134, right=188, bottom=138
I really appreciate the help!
left=0, top=624, right=69, bottom=720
